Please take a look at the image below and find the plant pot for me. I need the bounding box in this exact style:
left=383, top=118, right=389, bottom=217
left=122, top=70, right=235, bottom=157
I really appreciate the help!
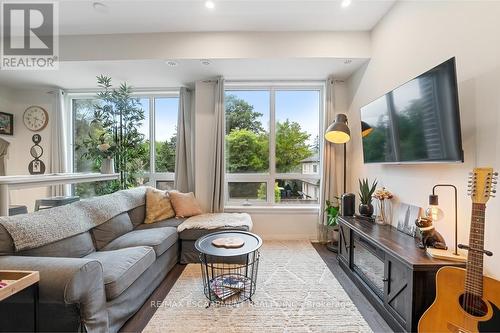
left=327, top=226, right=339, bottom=242
left=359, top=203, right=374, bottom=217
left=100, top=158, right=115, bottom=174
left=325, top=225, right=339, bottom=252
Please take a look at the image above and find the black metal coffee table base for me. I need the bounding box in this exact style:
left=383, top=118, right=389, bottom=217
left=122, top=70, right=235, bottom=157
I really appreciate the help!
left=195, top=231, right=262, bottom=307
left=199, top=252, right=260, bottom=307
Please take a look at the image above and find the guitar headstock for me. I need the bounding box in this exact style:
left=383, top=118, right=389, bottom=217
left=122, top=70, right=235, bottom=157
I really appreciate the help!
left=468, top=167, right=498, bottom=204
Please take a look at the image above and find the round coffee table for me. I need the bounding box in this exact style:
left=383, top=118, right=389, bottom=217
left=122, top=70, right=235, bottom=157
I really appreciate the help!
left=195, top=231, right=262, bottom=307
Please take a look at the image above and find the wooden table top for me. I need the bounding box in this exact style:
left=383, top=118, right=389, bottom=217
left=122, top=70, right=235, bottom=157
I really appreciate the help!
left=338, top=216, right=466, bottom=270
left=0, top=270, right=40, bottom=302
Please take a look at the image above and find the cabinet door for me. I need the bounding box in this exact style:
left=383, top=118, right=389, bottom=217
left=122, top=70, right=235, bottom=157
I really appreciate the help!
left=338, top=223, right=350, bottom=265
left=384, top=254, right=412, bottom=330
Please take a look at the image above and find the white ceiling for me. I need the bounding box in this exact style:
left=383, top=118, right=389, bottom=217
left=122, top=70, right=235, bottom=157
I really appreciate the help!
left=1, top=1, right=387, bottom=89
left=0, top=58, right=367, bottom=89
left=57, top=0, right=396, bottom=35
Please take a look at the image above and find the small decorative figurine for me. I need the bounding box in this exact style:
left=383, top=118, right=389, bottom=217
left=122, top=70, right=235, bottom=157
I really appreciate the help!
left=28, top=134, right=46, bottom=175
left=415, top=216, right=447, bottom=250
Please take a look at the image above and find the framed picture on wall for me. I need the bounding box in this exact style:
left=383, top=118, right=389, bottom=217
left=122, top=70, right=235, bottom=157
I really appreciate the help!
left=0, top=112, right=14, bottom=135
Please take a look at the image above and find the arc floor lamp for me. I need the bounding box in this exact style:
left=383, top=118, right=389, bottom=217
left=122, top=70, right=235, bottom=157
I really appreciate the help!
left=324, top=115, right=372, bottom=253
left=324, top=114, right=351, bottom=253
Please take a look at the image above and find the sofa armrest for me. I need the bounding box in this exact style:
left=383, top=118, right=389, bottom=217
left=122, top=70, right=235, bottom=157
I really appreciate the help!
left=0, top=255, right=108, bottom=332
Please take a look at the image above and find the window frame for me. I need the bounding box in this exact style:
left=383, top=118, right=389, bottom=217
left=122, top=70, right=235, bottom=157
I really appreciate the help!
left=67, top=90, right=180, bottom=187
left=224, top=82, right=325, bottom=208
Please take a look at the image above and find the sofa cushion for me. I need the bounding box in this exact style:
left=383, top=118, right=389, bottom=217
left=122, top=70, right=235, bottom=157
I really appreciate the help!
left=85, top=246, right=155, bottom=300
left=102, top=228, right=178, bottom=257
left=128, top=205, right=146, bottom=228
left=144, top=188, right=175, bottom=224
left=179, top=226, right=250, bottom=241
left=168, top=192, right=203, bottom=218
left=18, top=232, right=95, bottom=258
left=135, top=217, right=186, bottom=230
left=0, top=225, right=14, bottom=255
left=91, top=213, right=134, bottom=250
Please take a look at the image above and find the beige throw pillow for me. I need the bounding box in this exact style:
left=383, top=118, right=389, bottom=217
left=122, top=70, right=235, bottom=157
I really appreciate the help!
left=144, top=187, right=175, bottom=224
left=169, top=192, right=203, bottom=218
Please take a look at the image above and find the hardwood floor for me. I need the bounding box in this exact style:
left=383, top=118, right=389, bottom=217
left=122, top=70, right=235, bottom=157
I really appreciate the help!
left=120, top=243, right=393, bottom=333
left=312, top=243, right=394, bottom=333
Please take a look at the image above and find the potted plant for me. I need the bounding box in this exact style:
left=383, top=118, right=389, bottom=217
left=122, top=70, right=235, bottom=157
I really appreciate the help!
left=358, top=178, right=377, bottom=217
left=325, top=198, right=340, bottom=246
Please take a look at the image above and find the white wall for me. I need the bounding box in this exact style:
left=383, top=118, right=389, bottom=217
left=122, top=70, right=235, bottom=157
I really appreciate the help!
left=346, top=1, right=500, bottom=279
left=0, top=86, right=53, bottom=212
left=194, top=80, right=348, bottom=240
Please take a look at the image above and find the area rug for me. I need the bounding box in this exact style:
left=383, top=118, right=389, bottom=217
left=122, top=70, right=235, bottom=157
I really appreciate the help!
left=144, top=241, right=372, bottom=332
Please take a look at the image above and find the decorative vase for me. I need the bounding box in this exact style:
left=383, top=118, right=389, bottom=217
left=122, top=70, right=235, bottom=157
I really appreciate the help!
left=100, top=157, right=115, bottom=174
left=359, top=203, right=374, bottom=217
left=375, top=199, right=393, bottom=225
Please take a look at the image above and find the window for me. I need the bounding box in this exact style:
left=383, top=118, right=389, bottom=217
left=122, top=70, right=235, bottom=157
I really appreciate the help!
left=71, top=92, right=179, bottom=197
left=225, top=86, right=323, bottom=206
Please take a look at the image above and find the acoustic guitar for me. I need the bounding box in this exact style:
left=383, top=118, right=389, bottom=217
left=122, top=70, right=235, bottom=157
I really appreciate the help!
left=419, top=167, right=500, bottom=332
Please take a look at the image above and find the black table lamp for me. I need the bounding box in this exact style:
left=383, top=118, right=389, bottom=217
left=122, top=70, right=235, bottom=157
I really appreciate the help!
left=427, top=184, right=458, bottom=255
left=325, top=114, right=351, bottom=193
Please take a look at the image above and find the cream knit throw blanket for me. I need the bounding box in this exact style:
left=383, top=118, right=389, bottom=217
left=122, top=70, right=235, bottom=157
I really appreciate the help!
left=0, top=187, right=147, bottom=252
left=177, top=213, right=253, bottom=233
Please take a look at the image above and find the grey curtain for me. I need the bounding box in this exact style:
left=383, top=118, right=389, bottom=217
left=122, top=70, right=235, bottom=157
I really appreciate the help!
left=50, top=89, right=68, bottom=196
left=174, top=87, right=194, bottom=193
left=209, top=77, right=225, bottom=213
left=318, top=78, right=342, bottom=243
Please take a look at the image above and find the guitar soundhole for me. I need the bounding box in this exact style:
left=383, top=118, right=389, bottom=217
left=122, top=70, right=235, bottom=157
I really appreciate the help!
left=459, top=293, right=488, bottom=317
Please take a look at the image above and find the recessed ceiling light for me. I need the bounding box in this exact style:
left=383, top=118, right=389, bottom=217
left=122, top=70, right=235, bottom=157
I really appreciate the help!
left=165, top=60, right=179, bottom=67
left=200, top=59, right=211, bottom=66
left=341, top=0, right=352, bottom=8
left=92, top=2, right=108, bottom=13
left=205, top=0, right=215, bottom=9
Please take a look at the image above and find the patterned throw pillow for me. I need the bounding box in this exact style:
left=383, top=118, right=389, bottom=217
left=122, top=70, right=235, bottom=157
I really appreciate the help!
left=168, top=191, right=203, bottom=218
left=144, top=187, right=175, bottom=224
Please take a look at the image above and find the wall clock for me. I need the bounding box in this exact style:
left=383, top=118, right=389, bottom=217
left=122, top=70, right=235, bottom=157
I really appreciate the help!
left=23, top=106, right=49, bottom=132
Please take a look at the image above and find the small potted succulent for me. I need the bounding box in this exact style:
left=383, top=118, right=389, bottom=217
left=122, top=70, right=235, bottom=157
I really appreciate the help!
left=358, top=178, right=377, bottom=217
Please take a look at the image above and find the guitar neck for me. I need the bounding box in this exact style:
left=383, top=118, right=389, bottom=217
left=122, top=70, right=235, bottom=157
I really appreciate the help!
left=465, top=202, right=486, bottom=297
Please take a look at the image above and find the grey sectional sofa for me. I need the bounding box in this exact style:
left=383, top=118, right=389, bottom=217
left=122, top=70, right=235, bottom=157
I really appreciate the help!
left=0, top=188, right=248, bottom=332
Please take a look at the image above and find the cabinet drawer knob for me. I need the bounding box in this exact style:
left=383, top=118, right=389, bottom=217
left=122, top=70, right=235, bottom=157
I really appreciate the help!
left=382, top=277, right=389, bottom=282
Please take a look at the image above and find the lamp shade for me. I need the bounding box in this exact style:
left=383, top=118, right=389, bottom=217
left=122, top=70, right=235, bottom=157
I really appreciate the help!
left=325, top=114, right=351, bottom=144
left=361, top=121, right=373, bottom=138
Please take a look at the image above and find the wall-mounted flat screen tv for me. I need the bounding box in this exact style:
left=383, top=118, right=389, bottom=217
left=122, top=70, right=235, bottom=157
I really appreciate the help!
left=360, top=58, right=464, bottom=164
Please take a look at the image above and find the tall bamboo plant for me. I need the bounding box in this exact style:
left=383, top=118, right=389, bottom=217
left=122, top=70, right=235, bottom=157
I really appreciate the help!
left=77, top=75, right=148, bottom=192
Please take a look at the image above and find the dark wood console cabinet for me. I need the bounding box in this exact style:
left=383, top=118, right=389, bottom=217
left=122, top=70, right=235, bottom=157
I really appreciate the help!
left=337, top=216, right=465, bottom=332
